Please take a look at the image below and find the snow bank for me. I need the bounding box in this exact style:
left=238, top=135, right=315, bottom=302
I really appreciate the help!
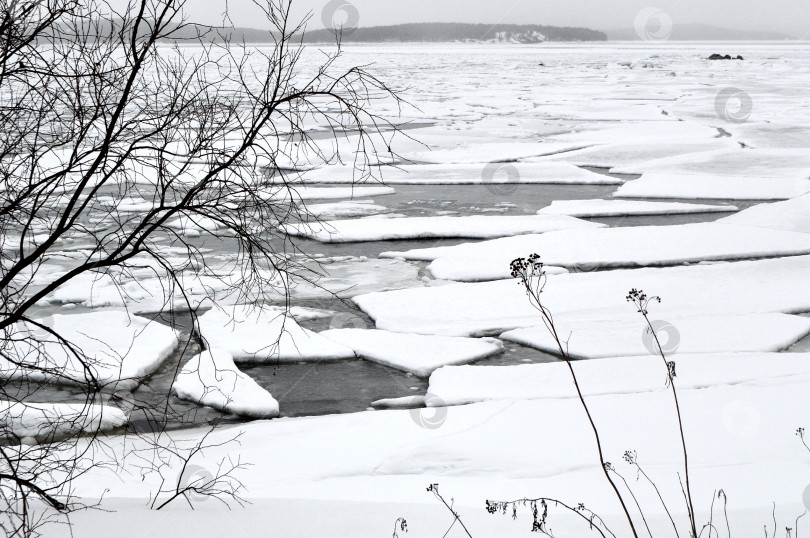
left=500, top=313, right=810, bottom=360
left=537, top=199, right=738, bottom=217
left=198, top=305, right=355, bottom=363
left=284, top=214, right=603, bottom=243
left=0, top=401, right=127, bottom=442
left=173, top=349, right=279, bottom=419
left=417, top=222, right=810, bottom=282
left=320, top=329, right=503, bottom=377
left=0, top=312, right=179, bottom=391
left=354, top=256, right=810, bottom=336
left=427, top=352, right=810, bottom=406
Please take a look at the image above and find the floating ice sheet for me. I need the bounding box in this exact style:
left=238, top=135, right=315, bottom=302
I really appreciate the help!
left=284, top=214, right=603, bottom=243
left=173, top=349, right=279, bottom=418
left=198, top=305, right=355, bottom=363
left=320, top=329, right=503, bottom=377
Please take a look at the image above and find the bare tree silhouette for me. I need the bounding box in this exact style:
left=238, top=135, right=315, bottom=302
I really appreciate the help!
left=0, top=1, right=403, bottom=535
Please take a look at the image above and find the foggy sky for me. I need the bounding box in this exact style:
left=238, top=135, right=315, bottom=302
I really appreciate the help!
left=175, top=0, right=810, bottom=38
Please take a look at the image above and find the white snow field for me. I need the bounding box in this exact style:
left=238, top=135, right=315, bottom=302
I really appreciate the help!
left=355, top=256, right=810, bottom=336
left=500, top=313, right=810, bottom=360
left=173, top=349, right=279, bottom=418
left=0, top=312, right=179, bottom=390
left=197, top=304, right=356, bottom=363
left=320, top=328, right=504, bottom=377
left=537, top=199, right=738, bottom=217
left=0, top=401, right=127, bottom=443
left=284, top=214, right=604, bottom=242
left=614, top=172, right=810, bottom=200
left=427, top=352, right=810, bottom=405
left=61, top=373, right=810, bottom=537
left=379, top=222, right=810, bottom=282
left=299, top=161, right=621, bottom=185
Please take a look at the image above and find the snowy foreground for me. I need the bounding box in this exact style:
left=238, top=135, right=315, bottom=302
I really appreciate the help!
left=17, top=41, right=810, bottom=536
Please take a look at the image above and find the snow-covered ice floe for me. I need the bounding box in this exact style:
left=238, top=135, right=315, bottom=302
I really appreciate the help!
left=718, top=192, right=810, bottom=233
left=609, top=148, right=810, bottom=178
left=0, top=401, right=127, bottom=443
left=284, top=214, right=603, bottom=243
left=306, top=200, right=389, bottom=218
left=537, top=199, right=738, bottom=217
left=172, top=349, right=279, bottom=419
left=320, top=329, right=503, bottom=377
left=380, top=222, right=810, bottom=282
left=500, top=313, right=810, bottom=360
left=0, top=312, right=179, bottom=391
left=614, top=173, right=810, bottom=200
left=300, top=162, right=621, bottom=185
left=547, top=140, right=739, bottom=170
left=354, top=256, right=810, bottom=336
left=427, top=352, right=810, bottom=406
left=198, top=305, right=355, bottom=363
left=266, top=185, right=396, bottom=201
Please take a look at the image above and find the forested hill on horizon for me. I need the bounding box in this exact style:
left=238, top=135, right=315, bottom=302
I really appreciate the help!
left=299, top=23, right=607, bottom=43
left=157, top=22, right=606, bottom=43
